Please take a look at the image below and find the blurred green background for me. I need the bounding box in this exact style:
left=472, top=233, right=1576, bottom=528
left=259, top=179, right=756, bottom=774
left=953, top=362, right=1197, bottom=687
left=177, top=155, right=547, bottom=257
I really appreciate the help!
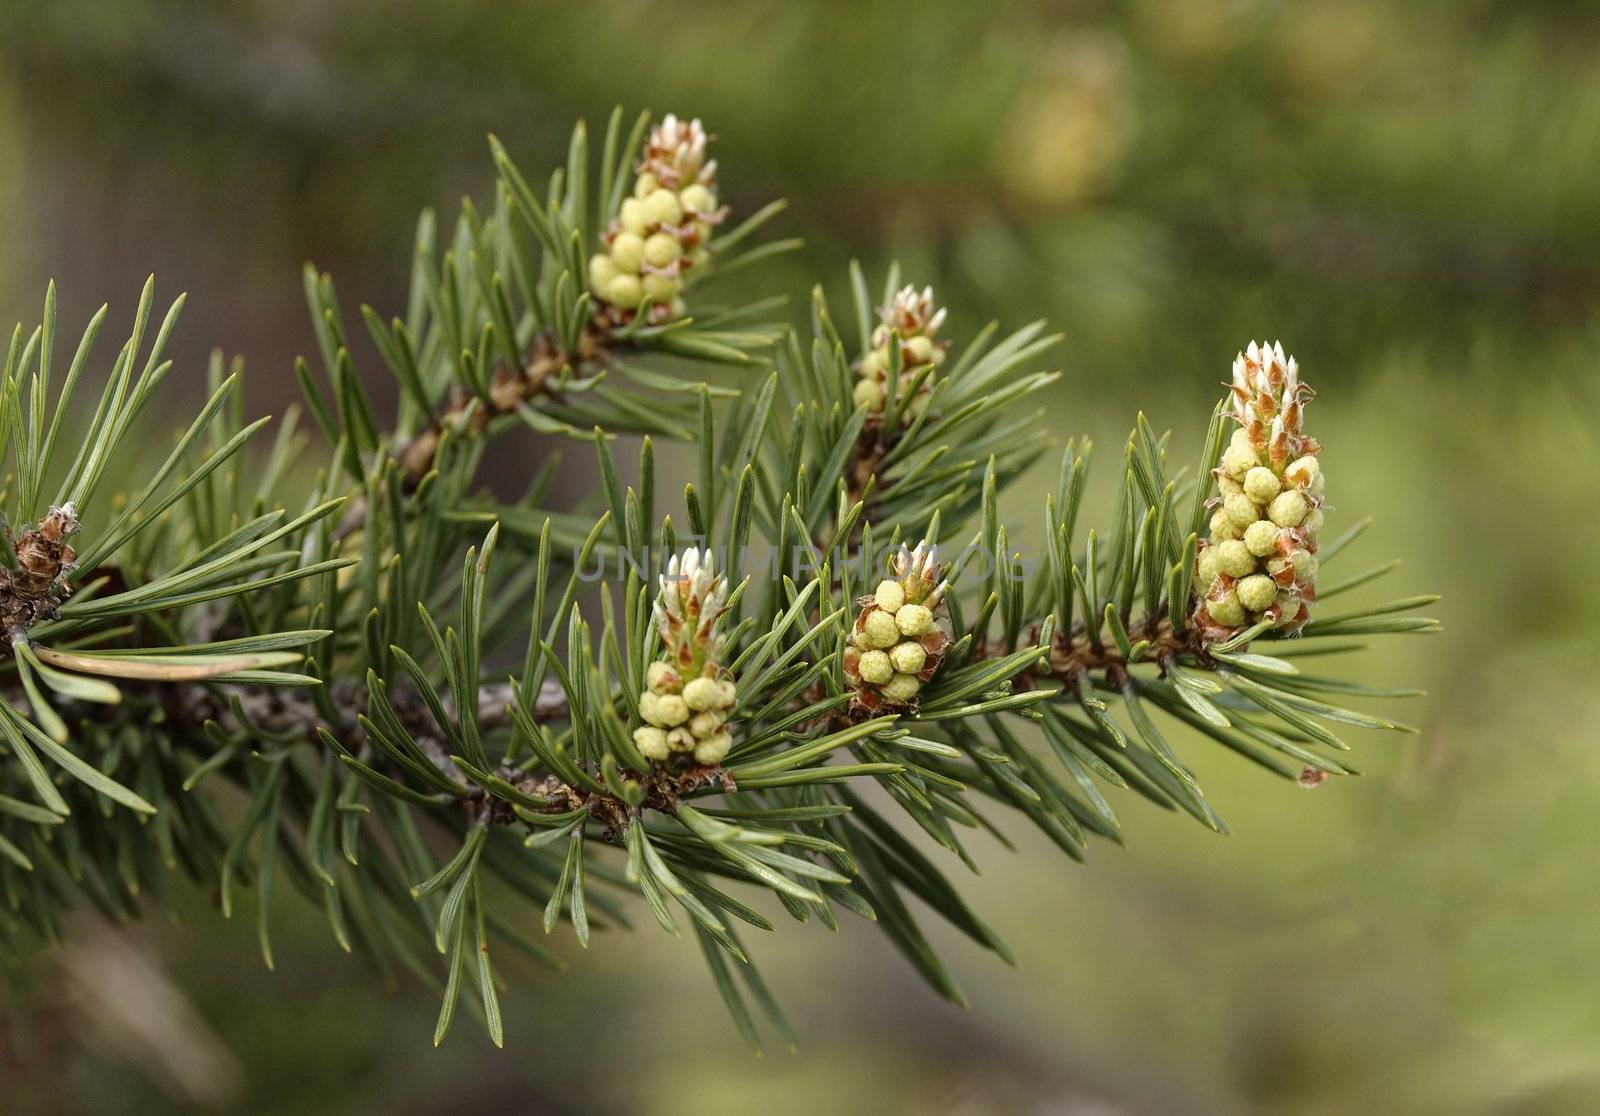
left=3, top=1, right=1599, bottom=1112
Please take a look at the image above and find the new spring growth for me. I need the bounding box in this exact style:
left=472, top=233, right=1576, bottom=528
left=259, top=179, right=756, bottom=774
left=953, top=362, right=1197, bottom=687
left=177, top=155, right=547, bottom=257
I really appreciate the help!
left=843, top=541, right=952, bottom=710
left=853, top=285, right=948, bottom=417
left=590, top=114, right=728, bottom=321
left=1195, top=341, right=1325, bottom=638
left=634, top=548, right=737, bottom=766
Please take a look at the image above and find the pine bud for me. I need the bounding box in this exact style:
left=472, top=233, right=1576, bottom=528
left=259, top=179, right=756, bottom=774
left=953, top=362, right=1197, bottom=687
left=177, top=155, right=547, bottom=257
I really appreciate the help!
left=858, top=649, right=894, bottom=684
left=589, top=254, right=619, bottom=292
left=1243, top=519, right=1279, bottom=557
left=1237, top=574, right=1277, bottom=612
left=619, top=198, right=650, bottom=237
left=895, top=603, right=934, bottom=637
left=889, top=641, right=927, bottom=675
left=1224, top=492, right=1260, bottom=528
left=610, top=232, right=646, bottom=273
left=693, top=732, right=732, bottom=766
left=843, top=539, right=952, bottom=711
left=636, top=548, right=738, bottom=768
left=607, top=273, right=642, bottom=309
left=682, top=676, right=719, bottom=710
left=680, top=183, right=716, bottom=216
left=643, top=188, right=683, bottom=227
left=882, top=674, right=922, bottom=703
left=1195, top=341, right=1325, bottom=639
left=1267, top=489, right=1308, bottom=528
left=639, top=691, right=661, bottom=725
left=1215, top=539, right=1254, bottom=578
left=643, top=232, right=681, bottom=268
left=863, top=609, right=901, bottom=648
left=642, top=273, right=680, bottom=303
left=1206, top=589, right=1247, bottom=627
left=853, top=378, right=886, bottom=411
left=634, top=726, right=670, bottom=760
left=1208, top=507, right=1240, bottom=542
left=591, top=114, right=728, bottom=322
left=653, top=694, right=689, bottom=727
left=1221, top=443, right=1256, bottom=479
left=873, top=579, right=906, bottom=613
left=854, top=285, right=948, bottom=417
left=1243, top=466, right=1281, bottom=505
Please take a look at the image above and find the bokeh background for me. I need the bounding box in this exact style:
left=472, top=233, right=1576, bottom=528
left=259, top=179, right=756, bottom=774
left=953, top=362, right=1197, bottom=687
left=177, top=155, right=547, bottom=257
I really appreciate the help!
left=3, top=2, right=1599, bottom=1112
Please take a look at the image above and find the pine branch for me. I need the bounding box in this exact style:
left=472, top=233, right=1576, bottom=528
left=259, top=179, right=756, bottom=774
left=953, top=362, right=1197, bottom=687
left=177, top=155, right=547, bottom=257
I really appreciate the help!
left=0, top=109, right=1435, bottom=1054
